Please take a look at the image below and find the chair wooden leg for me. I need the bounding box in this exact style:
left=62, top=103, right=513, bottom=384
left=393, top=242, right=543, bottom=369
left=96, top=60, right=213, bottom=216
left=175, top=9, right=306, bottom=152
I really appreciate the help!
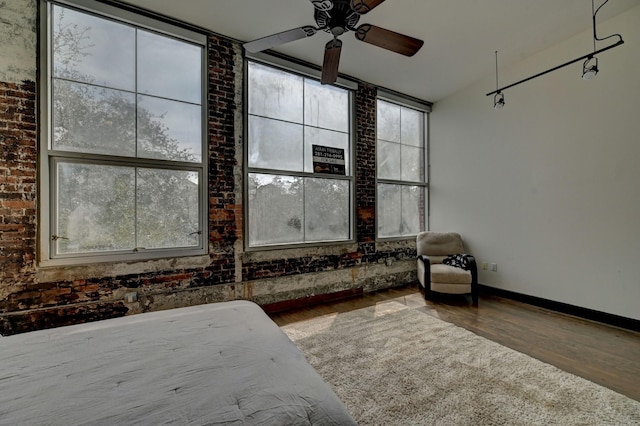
left=425, top=287, right=434, bottom=300
left=471, top=285, right=479, bottom=306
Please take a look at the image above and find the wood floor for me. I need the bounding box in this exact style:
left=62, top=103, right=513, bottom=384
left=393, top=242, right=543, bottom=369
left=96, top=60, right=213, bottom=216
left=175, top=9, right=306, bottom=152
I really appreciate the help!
left=269, top=284, right=640, bottom=402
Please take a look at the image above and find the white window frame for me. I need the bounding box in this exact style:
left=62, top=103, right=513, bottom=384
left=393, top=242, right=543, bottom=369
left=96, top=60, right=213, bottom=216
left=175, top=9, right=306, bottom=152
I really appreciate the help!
left=38, top=0, right=208, bottom=266
left=244, top=56, right=357, bottom=250
left=376, top=93, right=431, bottom=240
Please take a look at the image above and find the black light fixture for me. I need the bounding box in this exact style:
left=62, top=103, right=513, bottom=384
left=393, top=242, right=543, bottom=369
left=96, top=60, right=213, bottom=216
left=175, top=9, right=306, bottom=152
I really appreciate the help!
left=582, top=56, right=599, bottom=80
left=493, top=51, right=505, bottom=110
left=487, top=0, right=624, bottom=105
left=493, top=92, right=505, bottom=110
left=582, top=0, right=604, bottom=80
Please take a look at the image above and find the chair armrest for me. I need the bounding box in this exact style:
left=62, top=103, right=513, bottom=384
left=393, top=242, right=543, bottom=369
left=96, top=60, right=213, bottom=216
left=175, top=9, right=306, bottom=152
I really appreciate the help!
left=463, top=255, right=479, bottom=305
left=462, top=255, right=477, bottom=274
left=417, top=254, right=433, bottom=298
left=417, top=254, right=431, bottom=266
left=462, top=255, right=476, bottom=271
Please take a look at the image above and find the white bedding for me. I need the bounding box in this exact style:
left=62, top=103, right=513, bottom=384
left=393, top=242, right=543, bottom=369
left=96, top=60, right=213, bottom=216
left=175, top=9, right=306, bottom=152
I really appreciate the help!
left=0, top=301, right=356, bottom=425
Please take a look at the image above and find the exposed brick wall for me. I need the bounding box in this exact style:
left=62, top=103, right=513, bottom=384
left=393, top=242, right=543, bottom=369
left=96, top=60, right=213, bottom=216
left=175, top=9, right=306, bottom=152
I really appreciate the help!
left=0, top=12, right=419, bottom=336
left=1, top=302, right=129, bottom=336
left=207, top=34, right=238, bottom=282
left=243, top=252, right=363, bottom=281
left=355, top=84, right=377, bottom=245
left=0, top=81, right=37, bottom=299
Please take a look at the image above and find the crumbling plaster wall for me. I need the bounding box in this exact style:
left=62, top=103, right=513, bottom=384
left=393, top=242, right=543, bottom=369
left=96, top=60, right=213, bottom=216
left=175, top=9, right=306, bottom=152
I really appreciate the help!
left=0, top=0, right=37, bottom=83
left=0, top=0, right=418, bottom=335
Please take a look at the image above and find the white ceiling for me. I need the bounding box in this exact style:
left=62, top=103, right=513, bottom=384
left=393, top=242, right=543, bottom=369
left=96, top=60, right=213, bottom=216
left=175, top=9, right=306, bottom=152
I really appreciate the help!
left=118, top=0, right=637, bottom=102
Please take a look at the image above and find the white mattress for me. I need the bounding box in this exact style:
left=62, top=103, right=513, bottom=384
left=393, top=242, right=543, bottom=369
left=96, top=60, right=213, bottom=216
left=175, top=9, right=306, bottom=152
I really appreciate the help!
left=0, top=300, right=356, bottom=425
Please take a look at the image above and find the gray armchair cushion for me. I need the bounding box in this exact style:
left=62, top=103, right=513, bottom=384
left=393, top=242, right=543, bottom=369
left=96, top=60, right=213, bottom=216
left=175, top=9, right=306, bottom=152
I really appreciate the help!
left=430, top=264, right=472, bottom=284
left=416, top=232, right=465, bottom=256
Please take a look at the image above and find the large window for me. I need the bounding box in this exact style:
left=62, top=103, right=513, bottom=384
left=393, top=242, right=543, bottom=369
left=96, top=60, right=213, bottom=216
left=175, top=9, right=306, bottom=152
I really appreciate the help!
left=246, top=61, right=353, bottom=247
left=376, top=99, right=428, bottom=238
left=41, top=0, right=206, bottom=264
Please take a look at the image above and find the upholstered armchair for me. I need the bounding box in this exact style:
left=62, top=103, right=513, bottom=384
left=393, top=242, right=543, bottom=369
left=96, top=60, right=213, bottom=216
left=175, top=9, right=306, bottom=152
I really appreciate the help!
left=416, top=232, right=478, bottom=305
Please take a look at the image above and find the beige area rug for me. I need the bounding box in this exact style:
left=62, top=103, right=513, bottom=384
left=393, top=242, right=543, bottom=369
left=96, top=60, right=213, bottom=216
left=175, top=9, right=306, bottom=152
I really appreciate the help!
left=281, top=301, right=640, bottom=426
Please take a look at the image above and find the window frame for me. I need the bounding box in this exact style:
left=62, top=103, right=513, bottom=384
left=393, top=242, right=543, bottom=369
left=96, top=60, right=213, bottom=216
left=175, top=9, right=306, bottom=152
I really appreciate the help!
left=376, top=94, right=431, bottom=241
left=243, top=56, right=357, bottom=251
left=38, top=0, right=209, bottom=266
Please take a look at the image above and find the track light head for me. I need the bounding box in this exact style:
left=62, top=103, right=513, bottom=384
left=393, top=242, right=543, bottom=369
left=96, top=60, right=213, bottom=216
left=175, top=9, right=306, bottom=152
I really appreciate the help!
left=493, top=92, right=505, bottom=110
left=582, top=56, right=599, bottom=80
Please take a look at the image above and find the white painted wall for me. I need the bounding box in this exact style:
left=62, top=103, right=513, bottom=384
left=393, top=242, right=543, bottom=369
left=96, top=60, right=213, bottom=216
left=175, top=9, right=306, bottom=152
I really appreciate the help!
left=0, top=0, right=37, bottom=83
left=430, top=6, right=640, bottom=321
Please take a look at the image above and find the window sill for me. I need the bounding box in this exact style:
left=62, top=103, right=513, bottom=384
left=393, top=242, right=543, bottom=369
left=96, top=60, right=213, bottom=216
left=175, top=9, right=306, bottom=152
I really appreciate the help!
left=36, top=254, right=211, bottom=283
left=243, top=241, right=359, bottom=262
left=375, top=239, right=417, bottom=251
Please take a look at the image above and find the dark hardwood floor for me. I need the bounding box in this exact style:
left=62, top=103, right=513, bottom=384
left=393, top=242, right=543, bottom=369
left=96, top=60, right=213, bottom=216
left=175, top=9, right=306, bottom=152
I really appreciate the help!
left=269, top=283, right=640, bottom=402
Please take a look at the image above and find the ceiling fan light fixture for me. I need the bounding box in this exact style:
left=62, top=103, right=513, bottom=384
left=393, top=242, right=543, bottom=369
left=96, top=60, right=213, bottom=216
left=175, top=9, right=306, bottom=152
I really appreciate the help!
left=582, top=56, right=599, bottom=80
left=493, top=92, right=505, bottom=110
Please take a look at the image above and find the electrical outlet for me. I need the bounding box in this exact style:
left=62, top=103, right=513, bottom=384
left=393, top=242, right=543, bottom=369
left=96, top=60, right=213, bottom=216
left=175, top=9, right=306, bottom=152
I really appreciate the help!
left=481, top=262, right=488, bottom=270
left=125, top=292, right=138, bottom=303
left=491, top=263, right=498, bottom=272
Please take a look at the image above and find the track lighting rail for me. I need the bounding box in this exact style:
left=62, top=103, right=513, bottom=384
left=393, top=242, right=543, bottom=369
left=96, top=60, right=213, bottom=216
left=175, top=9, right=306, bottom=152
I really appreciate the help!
left=485, top=38, right=623, bottom=97
left=487, top=0, right=624, bottom=103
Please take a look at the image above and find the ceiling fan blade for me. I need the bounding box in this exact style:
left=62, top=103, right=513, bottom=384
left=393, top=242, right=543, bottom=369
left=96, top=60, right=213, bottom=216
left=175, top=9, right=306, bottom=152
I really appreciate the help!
left=321, top=38, right=342, bottom=85
left=309, top=0, right=333, bottom=11
left=243, top=26, right=317, bottom=53
left=350, top=0, right=386, bottom=15
left=355, top=24, right=423, bottom=56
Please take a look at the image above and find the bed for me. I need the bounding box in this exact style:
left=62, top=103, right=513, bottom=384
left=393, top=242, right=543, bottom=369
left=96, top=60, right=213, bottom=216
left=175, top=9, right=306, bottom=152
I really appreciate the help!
left=0, top=300, right=356, bottom=425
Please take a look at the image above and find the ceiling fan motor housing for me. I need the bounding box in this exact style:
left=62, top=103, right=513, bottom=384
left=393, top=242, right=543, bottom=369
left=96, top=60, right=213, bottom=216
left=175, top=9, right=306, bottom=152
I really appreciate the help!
left=315, top=0, right=361, bottom=36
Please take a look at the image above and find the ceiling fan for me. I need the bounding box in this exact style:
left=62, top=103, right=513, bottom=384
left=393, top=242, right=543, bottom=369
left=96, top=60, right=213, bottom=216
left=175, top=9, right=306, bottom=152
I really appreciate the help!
left=243, top=0, right=424, bottom=85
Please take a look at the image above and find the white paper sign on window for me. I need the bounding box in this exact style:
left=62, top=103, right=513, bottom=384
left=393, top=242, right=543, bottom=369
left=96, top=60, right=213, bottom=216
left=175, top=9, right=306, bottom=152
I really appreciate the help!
left=312, top=145, right=345, bottom=175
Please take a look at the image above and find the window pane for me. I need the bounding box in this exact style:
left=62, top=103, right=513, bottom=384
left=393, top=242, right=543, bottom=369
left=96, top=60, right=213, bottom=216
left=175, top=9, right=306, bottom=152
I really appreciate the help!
left=377, top=184, right=402, bottom=238
left=137, top=30, right=202, bottom=104
left=137, top=169, right=200, bottom=249
left=248, top=116, right=304, bottom=171
left=48, top=4, right=205, bottom=260
left=401, top=107, right=423, bottom=147
left=377, top=100, right=401, bottom=143
left=377, top=97, right=427, bottom=240
left=305, top=178, right=350, bottom=242
left=248, top=174, right=303, bottom=246
left=53, top=5, right=135, bottom=91
left=248, top=62, right=303, bottom=123
left=400, top=145, right=424, bottom=182
left=304, top=80, right=349, bottom=132
left=377, top=184, right=425, bottom=238
left=56, top=162, right=135, bottom=253
left=247, top=62, right=353, bottom=247
left=401, top=185, right=425, bottom=236
left=53, top=79, right=136, bottom=156
left=304, top=127, right=350, bottom=174
left=137, top=95, right=202, bottom=162
left=377, top=140, right=401, bottom=180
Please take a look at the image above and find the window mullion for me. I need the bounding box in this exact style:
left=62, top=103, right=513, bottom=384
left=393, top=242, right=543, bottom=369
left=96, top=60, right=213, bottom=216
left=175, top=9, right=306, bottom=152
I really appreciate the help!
left=399, top=106, right=403, bottom=183
left=134, top=28, right=139, bottom=251
left=302, top=78, right=306, bottom=243
left=135, top=28, right=139, bottom=159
